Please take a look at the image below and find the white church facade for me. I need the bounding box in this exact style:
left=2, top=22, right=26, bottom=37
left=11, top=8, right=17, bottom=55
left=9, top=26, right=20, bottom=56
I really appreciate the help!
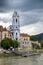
left=12, top=11, right=20, bottom=41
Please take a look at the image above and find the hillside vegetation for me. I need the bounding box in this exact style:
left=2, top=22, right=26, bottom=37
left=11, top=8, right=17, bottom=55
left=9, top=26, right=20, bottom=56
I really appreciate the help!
left=30, top=33, right=43, bottom=48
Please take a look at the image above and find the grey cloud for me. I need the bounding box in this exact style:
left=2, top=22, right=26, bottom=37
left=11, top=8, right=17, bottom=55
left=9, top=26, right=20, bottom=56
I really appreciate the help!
left=20, top=10, right=43, bottom=26
left=23, top=0, right=43, bottom=11
left=0, top=0, right=25, bottom=12
left=0, top=0, right=43, bottom=35
left=0, top=0, right=43, bottom=12
left=0, top=9, right=43, bottom=27
left=0, top=0, right=43, bottom=28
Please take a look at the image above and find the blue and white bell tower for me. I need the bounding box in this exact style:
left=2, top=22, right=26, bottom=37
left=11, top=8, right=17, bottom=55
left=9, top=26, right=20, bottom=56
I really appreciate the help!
left=12, top=11, right=20, bottom=41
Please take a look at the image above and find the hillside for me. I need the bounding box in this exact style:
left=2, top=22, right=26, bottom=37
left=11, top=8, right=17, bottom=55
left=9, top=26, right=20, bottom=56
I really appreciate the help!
left=30, top=33, right=43, bottom=42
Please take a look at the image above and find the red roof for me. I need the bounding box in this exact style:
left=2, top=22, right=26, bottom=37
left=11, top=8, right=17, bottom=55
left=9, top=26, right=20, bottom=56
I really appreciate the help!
left=20, top=33, right=30, bottom=37
left=3, top=28, right=7, bottom=31
left=0, top=26, right=3, bottom=31
left=0, top=26, right=7, bottom=31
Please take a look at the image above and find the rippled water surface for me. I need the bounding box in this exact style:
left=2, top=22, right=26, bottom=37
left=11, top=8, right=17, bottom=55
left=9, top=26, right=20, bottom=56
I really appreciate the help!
left=0, top=54, right=43, bottom=65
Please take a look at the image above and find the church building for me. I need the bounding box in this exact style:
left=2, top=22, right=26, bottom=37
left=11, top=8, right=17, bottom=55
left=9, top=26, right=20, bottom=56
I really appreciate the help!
left=12, top=11, right=20, bottom=41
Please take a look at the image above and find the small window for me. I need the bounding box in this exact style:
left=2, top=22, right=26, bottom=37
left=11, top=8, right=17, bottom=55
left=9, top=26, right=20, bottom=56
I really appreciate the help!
left=16, top=33, right=17, bottom=35
left=16, top=26, right=17, bottom=28
left=25, top=42, right=26, bottom=44
left=16, top=38, right=18, bottom=40
left=16, top=19, right=17, bottom=23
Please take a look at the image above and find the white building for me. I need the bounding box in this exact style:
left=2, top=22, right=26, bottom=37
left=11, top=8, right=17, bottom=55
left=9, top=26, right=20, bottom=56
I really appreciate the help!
left=12, top=11, right=20, bottom=41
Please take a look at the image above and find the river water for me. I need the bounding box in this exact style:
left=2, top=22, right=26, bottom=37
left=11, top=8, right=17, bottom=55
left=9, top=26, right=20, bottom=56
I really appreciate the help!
left=0, top=54, right=43, bottom=65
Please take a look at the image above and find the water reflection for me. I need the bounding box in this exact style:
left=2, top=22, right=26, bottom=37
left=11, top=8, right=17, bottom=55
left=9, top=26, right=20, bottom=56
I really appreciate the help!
left=0, top=54, right=43, bottom=65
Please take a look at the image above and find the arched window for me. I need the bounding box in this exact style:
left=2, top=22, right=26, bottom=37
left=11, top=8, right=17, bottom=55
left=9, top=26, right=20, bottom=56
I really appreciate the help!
left=16, top=33, right=17, bottom=35
left=16, top=38, right=18, bottom=40
left=16, top=19, right=17, bottom=23
left=16, top=26, right=17, bottom=28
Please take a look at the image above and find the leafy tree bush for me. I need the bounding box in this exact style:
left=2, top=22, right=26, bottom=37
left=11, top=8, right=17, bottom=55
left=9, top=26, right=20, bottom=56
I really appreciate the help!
left=30, top=36, right=37, bottom=41
left=1, top=38, right=19, bottom=49
left=1, top=38, right=10, bottom=49
left=12, top=40, right=19, bottom=48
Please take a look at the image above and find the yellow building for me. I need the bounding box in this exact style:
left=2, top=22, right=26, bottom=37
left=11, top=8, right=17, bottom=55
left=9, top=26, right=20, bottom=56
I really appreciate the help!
left=20, top=33, right=32, bottom=50
left=0, top=26, right=12, bottom=41
left=2, top=28, right=8, bottom=39
left=20, top=33, right=30, bottom=41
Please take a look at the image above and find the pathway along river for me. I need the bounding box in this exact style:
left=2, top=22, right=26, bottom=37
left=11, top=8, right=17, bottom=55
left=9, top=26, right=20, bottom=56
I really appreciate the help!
left=0, top=53, right=43, bottom=65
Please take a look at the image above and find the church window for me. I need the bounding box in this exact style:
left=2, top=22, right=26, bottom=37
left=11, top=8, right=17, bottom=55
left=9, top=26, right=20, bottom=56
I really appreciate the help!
left=16, top=26, right=17, bottom=28
left=16, top=33, right=17, bottom=35
left=16, top=19, right=17, bottom=23
left=16, top=38, right=18, bottom=40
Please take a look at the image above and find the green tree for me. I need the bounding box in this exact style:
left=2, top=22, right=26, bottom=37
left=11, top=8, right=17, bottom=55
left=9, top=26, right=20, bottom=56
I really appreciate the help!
left=30, top=36, right=37, bottom=41
left=1, top=38, right=19, bottom=49
left=12, top=40, right=19, bottom=48
left=1, top=38, right=10, bottom=49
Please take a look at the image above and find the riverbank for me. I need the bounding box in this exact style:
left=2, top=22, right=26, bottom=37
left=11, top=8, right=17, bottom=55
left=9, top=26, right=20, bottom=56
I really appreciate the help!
left=0, top=53, right=21, bottom=57
left=0, top=49, right=43, bottom=57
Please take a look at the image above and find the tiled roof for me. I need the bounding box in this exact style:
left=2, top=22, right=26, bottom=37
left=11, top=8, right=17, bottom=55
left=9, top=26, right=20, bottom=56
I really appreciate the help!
left=0, top=26, right=7, bottom=31
left=3, top=28, right=7, bottom=31
left=0, top=25, right=12, bottom=34
left=0, top=26, right=3, bottom=31
left=20, top=33, right=30, bottom=37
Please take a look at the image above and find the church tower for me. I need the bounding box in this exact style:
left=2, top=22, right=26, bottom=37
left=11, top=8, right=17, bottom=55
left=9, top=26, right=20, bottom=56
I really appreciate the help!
left=12, top=11, right=20, bottom=41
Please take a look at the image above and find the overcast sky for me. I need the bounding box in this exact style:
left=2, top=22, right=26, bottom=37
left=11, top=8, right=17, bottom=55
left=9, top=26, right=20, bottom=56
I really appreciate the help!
left=0, top=0, right=43, bottom=35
